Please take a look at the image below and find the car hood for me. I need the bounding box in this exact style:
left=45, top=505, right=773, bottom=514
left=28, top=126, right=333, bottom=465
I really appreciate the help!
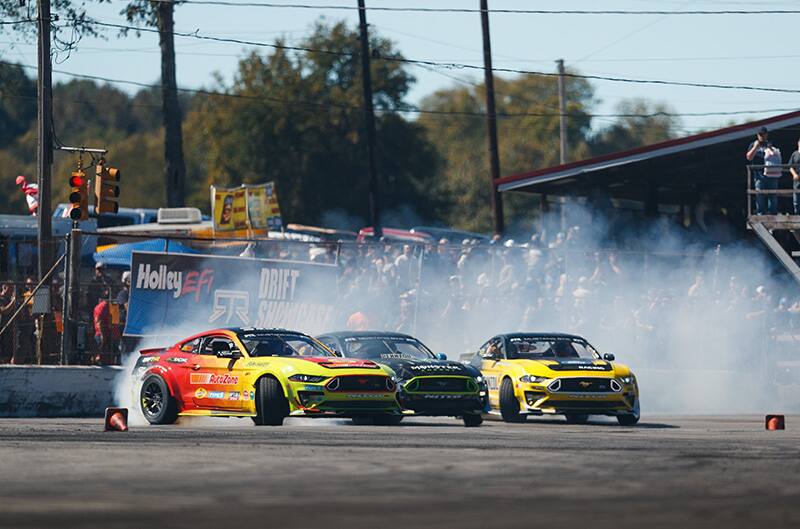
left=374, top=358, right=479, bottom=381
left=515, top=358, right=620, bottom=375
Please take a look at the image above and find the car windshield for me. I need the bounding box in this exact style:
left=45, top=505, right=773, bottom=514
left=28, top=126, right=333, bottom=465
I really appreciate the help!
left=342, top=336, right=435, bottom=361
left=239, top=332, right=333, bottom=357
left=507, top=337, right=597, bottom=360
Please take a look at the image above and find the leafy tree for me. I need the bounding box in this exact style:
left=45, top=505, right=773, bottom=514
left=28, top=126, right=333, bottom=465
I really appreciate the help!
left=418, top=73, right=595, bottom=232
left=590, top=99, right=681, bottom=156
left=185, top=21, right=441, bottom=226
left=0, top=62, right=36, bottom=149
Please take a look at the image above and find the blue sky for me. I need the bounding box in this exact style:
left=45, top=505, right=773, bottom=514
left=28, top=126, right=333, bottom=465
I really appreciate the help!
left=2, top=0, right=799, bottom=135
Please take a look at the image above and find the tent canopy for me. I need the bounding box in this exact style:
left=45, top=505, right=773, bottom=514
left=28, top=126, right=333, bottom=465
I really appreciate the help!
left=93, top=238, right=199, bottom=268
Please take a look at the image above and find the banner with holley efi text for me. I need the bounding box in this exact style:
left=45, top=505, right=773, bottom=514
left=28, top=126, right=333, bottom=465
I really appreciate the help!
left=124, top=251, right=338, bottom=338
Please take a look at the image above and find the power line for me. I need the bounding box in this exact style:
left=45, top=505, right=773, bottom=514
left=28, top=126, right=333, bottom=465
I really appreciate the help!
left=130, top=1, right=800, bottom=15
left=1, top=59, right=796, bottom=120
left=59, top=18, right=800, bottom=96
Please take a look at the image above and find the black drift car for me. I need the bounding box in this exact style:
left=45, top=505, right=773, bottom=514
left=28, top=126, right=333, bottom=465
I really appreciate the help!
left=317, top=331, right=489, bottom=427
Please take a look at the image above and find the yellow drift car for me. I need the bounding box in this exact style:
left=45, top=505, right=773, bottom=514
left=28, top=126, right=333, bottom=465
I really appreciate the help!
left=466, top=333, right=640, bottom=425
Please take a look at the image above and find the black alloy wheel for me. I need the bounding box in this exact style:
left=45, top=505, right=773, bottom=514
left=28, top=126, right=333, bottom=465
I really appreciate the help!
left=140, top=375, right=179, bottom=425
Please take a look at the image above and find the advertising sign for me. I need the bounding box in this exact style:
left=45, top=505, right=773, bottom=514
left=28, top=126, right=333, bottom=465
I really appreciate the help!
left=125, top=252, right=338, bottom=338
left=246, top=183, right=282, bottom=231
left=211, top=186, right=248, bottom=231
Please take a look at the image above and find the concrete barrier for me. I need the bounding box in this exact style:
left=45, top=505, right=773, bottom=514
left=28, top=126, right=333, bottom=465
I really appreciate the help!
left=0, top=365, right=123, bottom=417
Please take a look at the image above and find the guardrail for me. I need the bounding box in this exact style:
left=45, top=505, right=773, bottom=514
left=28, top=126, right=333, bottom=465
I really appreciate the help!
left=746, top=164, right=798, bottom=217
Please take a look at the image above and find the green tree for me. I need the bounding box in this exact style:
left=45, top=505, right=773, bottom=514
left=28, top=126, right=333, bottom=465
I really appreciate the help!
left=185, top=21, right=441, bottom=226
left=0, top=62, right=36, bottom=149
left=590, top=99, right=681, bottom=156
left=418, top=73, right=595, bottom=231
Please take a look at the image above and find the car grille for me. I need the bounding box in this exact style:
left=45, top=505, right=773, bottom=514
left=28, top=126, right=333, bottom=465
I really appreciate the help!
left=545, top=400, right=629, bottom=410
left=406, top=377, right=476, bottom=393
left=326, top=375, right=391, bottom=392
left=318, top=400, right=394, bottom=410
left=553, top=377, right=615, bottom=393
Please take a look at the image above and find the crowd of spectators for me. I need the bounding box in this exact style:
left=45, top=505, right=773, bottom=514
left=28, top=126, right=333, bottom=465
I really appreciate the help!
left=330, top=226, right=800, bottom=367
left=1, top=223, right=798, bottom=369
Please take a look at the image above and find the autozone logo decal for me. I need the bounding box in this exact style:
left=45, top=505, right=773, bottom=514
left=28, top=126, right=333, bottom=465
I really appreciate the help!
left=190, top=373, right=239, bottom=385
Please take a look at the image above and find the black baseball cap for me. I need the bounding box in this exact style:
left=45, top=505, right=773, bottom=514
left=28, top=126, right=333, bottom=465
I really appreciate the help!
left=758, top=126, right=769, bottom=134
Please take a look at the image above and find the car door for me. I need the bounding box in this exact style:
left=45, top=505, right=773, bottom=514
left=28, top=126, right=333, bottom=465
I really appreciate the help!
left=189, top=335, right=246, bottom=410
left=477, top=337, right=505, bottom=408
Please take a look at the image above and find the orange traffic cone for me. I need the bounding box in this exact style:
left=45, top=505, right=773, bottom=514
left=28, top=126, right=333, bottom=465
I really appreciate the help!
left=104, top=407, right=129, bottom=432
left=766, top=414, right=785, bottom=431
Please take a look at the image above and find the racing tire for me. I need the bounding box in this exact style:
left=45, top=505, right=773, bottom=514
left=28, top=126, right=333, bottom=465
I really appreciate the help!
left=565, top=414, right=589, bottom=424
left=462, top=413, right=483, bottom=427
left=140, top=375, right=179, bottom=425
left=499, top=378, right=526, bottom=423
left=254, top=376, right=288, bottom=426
left=617, top=414, right=639, bottom=426
left=617, top=398, right=641, bottom=426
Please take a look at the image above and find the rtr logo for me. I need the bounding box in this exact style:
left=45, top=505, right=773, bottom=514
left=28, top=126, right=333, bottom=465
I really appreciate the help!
left=209, top=290, right=251, bottom=325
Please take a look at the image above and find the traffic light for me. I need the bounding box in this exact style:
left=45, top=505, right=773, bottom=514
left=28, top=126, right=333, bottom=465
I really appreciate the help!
left=95, top=162, right=120, bottom=214
left=68, top=170, right=88, bottom=221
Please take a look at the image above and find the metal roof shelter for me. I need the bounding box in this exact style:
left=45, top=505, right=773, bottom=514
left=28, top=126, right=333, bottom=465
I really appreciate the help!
left=496, top=110, right=800, bottom=235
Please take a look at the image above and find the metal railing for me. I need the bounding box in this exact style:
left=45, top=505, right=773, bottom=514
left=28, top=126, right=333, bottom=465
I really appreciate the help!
left=746, top=164, right=798, bottom=217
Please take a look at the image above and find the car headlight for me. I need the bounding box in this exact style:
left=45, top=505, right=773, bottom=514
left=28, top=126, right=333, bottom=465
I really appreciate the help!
left=520, top=374, right=548, bottom=384
left=475, top=376, right=483, bottom=383
left=288, top=374, right=328, bottom=383
left=619, top=375, right=634, bottom=384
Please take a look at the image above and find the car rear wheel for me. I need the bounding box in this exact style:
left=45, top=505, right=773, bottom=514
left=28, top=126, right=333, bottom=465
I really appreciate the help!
left=565, top=414, right=589, bottom=424
left=462, top=413, right=483, bottom=427
left=140, top=375, right=178, bottom=425
left=499, top=378, right=526, bottom=423
left=254, top=377, right=288, bottom=426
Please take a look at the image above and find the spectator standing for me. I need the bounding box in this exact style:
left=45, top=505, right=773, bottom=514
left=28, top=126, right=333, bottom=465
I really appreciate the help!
left=88, top=262, right=112, bottom=304
left=746, top=127, right=778, bottom=215
left=788, top=138, right=800, bottom=215
left=16, top=278, right=35, bottom=364
left=0, top=283, right=16, bottom=362
left=762, top=143, right=783, bottom=215
left=93, top=289, right=119, bottom=364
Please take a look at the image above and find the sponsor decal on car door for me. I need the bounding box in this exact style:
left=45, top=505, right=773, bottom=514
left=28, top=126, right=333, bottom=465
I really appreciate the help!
left=190, top=336, right=245, bottom=410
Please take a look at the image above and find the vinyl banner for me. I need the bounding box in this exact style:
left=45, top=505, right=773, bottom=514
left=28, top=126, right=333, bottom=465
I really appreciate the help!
left=246, top=183, right=282, bottom=231
left=125, top=251, right=338, bottom=338
left=211, top=186, right=248, bottom=231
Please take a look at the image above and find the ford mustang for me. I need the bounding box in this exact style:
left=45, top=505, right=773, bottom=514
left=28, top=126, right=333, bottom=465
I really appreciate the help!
left=132, top=327, right=400, bottom=425
left=464, top=333, right=640, bottom=425
left=316, top=331, right=489, bottom=426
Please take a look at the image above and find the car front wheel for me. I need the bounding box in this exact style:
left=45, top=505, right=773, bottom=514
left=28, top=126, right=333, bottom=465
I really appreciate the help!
left=499, top=378, right=526, bottom=423
left=617, top=398, right=641, bottom=426
left=462, top=413, right=483, bottom=427
left=254, top=377, right=288, bottom=426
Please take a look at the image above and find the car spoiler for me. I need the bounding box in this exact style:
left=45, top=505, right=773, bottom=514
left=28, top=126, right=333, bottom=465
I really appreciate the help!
left=139, top=347, right=165, bottom=356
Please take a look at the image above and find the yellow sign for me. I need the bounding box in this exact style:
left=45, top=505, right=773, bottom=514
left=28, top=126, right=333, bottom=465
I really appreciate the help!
left=211, top=186, right=248, bottom=231
left=195, top=387, right=207, bottom=399
left=245, top=182, right=282, bottom=231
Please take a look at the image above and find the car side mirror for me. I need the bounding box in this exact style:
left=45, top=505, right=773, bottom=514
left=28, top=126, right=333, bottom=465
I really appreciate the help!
left=435, top=352, right=447, bottom=361
left=603, top=353, right=615, bottom=362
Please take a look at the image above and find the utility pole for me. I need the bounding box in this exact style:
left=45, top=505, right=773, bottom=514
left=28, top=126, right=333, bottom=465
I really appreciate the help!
left=357, top=0, right=381, bottom=237
left=157, top=0, right=187, bottom=207
left=480, top=0, right=504, bottom=236
left=37, top=0, right=53, bottom=279
left=557, top=59, right=567, bottom=165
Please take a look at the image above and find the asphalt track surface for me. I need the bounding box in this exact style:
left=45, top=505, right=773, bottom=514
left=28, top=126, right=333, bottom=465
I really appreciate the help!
left=1, top=415, right=799, bottom=529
